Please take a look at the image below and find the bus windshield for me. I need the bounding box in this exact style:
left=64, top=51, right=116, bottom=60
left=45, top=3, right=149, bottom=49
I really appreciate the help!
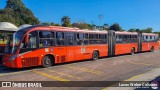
left=5, top=32, right=24, bottom=54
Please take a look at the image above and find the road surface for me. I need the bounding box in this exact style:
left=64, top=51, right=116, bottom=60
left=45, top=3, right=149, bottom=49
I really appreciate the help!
left=0, top=50, right=160, bottom=90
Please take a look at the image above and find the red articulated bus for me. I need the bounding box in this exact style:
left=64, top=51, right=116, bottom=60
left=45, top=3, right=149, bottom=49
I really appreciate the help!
left=2, top=25, right=159, bottom=68
left=158, top=40, right=160, bottom=49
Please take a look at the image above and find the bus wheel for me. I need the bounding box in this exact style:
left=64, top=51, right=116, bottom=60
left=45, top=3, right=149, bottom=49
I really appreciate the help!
left=131, top=48, right=135, bottom=55
left=42, top=56, right=53, bottom=68
left=151, top=46, right=154, bottom=52
left=92, top=51, right=99, bottom=60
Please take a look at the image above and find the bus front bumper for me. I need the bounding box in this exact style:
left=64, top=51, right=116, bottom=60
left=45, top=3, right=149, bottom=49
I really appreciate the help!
left=2, top=55, right=18, bottom=68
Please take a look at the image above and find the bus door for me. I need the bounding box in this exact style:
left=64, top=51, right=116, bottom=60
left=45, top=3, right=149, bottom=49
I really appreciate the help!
left=75, top=33, right=88, bottom=60
left=66, top=32, right=75, bottom=62
left=20, top=31, right=39, bottom=53
left=108, top=30, right=116, bottom=56
left=19, top=31, right=39, bottom=67
left=138, top=33, right=142, bottom=52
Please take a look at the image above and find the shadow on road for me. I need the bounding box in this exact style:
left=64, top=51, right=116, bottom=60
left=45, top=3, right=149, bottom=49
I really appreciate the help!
left=0, top=65, right=42, bottom=74
left=0, top=59, right=94, bottom=74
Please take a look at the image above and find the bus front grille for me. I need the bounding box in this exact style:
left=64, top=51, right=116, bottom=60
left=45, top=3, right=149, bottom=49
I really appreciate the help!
left=22, top=57, right=39, bottom=67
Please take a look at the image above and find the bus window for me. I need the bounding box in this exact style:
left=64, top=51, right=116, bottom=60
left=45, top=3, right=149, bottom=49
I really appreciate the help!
left=119, top=35, right=122, bottom=39
left=123, top=35, right=131, bottom=43
left=56, top=32, right=64, bottom=46
left=130, top=35, right=137, bottom=43
left=84, top=33, right=88, bottom=45
left=143, top=35, right=148, bottom=42
left=0, top=32, right=12, bottom=44
left=89, top=34, right=98, bottom=44
left=39, top=31, right=55, bottom=47
left=0, top=33, right=4, bottom=44
left=129, top=35, right=132, bottom=38
left=94, top=34, right=98, bottom=44
left=115, top=35, right=118, bottom=39
left=104, top=34, right=107, bottom=44
left=150, top=36, right=152, bottom=40
left=66, top=32, right=75, bottom=45
left=26, top=31, right=39, bottom=48
left=121, top=35, right=126, bottom=43
left=146, top=36, right=148, bottom=39
left=126, top=35, right=130, bottom=43
left=89, top=34, right=94, bottom=44
left=77, top=33, right=83, bottom=45
left=116, top=34, right=122, bottom=43
left=99, top=34, right=107, bottom=44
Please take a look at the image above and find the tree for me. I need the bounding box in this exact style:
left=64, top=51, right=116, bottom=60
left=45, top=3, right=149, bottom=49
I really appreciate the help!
left=154, top=32, right=160, bottom=38
left=6, top=0, right=25, bottom=9
left=128, top=29, right=136, bottom=32
left=0, top=0, right=40, bottom=26
left=61, top=16, right=71, bottom=27
left=128, top=28, right=153, bottom=33
left=103, top=23, right=109, bottom=30
left=41, top=22, right=60, bottom=26
left=72, top=22, right=93, bottom=30
left=109, top=23, right=123, bottom=31
left=142, top=27, right=152, bottom=33
left=128, top=28, right=141, bottom=32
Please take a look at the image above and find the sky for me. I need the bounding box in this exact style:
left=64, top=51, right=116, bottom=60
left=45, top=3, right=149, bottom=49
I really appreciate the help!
left=0, top=0, right=160, bottom=31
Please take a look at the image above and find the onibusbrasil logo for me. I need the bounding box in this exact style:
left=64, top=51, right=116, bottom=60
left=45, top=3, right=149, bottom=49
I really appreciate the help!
left=151, top=81, right=159, bottom=89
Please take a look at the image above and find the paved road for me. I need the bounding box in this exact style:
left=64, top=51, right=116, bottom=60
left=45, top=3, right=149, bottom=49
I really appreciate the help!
left=0, top=50, right=160, bottom=90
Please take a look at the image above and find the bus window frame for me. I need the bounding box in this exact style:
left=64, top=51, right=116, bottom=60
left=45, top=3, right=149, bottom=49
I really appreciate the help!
left=24, top=31, right=39, bottom=49
left=99, top=33, right=107, bottom=44
left=65, top=32, right=76, bottom=46
left=56, top=31, right=65, bottom=46
left=39, top=30, right=55, bottom=48
left=116, top=34, right=138, bottom=44
left=89, top=33, right=99, bottom=45
left=84, top=33, right=89, bottom=45
left=76, top=32, right=89, bottom=45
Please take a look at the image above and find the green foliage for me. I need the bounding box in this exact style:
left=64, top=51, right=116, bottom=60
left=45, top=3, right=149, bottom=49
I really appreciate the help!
left=41, top=22, right=60, bottom=26
left=72, top=23, right=93, bottom=30
left=141, top=27, right=152, bottom=33
left=6, top=0, right=24, bottom=9
left=128, top=27, right=153, bottom=33
left=103, top=24, right=109, bottom=30
left=61, top=16, right=71, bottom=27
left=153, top=32, right=160, bottom=37
left=0, top=0, right=157, bottom=33
left=128, top=28, right=141, bottom=32
left=0, top=0, right=40, bottom=26
left=109, top=23, right=123, bottom=31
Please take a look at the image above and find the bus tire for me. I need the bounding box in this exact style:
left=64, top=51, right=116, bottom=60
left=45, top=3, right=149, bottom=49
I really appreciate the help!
left=151, top=46, right=154, bottom=52
left=131, top=48, right=135, bottom=55
left=92, top=51, right=99, bottom=60
left=42, top=55, right=53, bottom=68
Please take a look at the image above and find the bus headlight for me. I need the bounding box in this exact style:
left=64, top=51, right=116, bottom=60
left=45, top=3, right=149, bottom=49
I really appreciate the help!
left=10, top=55, right=18, bottom=61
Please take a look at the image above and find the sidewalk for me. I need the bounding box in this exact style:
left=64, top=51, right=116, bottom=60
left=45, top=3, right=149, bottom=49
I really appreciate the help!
left=103, top=67, right=160, bottom=90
